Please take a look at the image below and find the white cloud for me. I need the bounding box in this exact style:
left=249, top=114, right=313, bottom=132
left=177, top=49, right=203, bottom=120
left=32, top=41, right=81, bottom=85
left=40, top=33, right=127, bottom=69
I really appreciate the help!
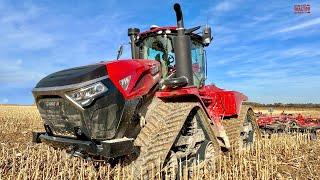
left=281, top=47, right=320, bottom=58
left=214, top=1, right=235, bottom=12
left=246, top=14, right=274, bottom=27
left=276, top=17, right=320, bottom=33
left=4, top=29, right=56, bottom=50
left=0, top=59, right=44, bottom=84
left=0, top=1, right=43, bottom=23
left=0, top=2, right=56, bottom=50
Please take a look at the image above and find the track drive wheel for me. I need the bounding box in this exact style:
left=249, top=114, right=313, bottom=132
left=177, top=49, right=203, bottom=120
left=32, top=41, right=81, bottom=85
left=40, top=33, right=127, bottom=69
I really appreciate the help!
left=204, top=141, right=218, bottom=170
left=222, top=105, right=260, bottom=152
left=239, top=108, right=256, bottom=150
left=197, top=140, right=219, bottom=177
left=167, top=107, right=220, bottom=179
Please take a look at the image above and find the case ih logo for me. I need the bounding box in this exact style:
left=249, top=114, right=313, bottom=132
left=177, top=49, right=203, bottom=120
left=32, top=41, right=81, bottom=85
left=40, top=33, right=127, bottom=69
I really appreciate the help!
left=294, top=4, right=311, bottom=14
left=44, top=101, right=60, bottom=108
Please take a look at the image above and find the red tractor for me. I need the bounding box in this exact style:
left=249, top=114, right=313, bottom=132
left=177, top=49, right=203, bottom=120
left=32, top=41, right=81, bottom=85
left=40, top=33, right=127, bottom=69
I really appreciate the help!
left=32, top=3, right=259, bottom=177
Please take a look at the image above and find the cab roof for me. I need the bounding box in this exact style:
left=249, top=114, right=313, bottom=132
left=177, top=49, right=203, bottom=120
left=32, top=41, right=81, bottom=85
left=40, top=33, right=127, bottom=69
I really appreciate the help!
left=138, top=26, right=203, bottom=44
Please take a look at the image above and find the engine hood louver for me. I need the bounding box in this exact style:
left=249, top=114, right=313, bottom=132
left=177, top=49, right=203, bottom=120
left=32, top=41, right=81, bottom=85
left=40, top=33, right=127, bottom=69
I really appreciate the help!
left=35, top=64, right=107, bottom=88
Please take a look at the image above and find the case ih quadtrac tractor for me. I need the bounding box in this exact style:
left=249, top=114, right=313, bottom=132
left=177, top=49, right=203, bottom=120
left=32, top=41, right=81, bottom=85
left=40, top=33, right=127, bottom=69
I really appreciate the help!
left=32, top=3, right=259, bottom=177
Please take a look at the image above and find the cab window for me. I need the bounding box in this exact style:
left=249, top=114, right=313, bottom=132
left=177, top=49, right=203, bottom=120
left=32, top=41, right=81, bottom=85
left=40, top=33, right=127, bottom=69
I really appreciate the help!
left=140, top=35, right=175, bottom=78
left=191, top=41, right=205, bottom=87
left=139, top=35, right=206, bottom=87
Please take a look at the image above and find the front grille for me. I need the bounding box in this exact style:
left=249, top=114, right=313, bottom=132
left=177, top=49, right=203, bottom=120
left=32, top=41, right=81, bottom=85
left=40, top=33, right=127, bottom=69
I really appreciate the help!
left=89, top=104, right=119, bottom=139
left=34, top=78, right=126, bottom=140
left=37, top=98, right=83, bottom=138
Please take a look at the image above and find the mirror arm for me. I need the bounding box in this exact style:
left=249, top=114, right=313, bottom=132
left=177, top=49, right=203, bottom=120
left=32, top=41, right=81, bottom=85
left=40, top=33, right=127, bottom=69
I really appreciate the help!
left=116, top=45, right=124, bottom=60
left=185, top=26, right=201, bottom=34
left=204, top=49, right=208, bottom=79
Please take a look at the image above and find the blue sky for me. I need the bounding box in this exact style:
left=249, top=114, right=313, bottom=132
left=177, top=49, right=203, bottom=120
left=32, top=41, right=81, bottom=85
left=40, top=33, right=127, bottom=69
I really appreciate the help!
left=0, top=0, right=319, bottom=104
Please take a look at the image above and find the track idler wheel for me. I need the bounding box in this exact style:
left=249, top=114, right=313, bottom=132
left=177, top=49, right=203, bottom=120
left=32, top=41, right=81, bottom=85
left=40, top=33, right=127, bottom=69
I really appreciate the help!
left=198, top=140, right=219, bottom=174
left=239, top=109, right=256, bottom=150
left=222, top=105, right=261, bottom=152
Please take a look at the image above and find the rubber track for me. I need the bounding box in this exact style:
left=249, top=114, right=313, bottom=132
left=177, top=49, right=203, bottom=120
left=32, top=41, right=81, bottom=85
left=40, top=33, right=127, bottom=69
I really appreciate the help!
left=221, top=104, right=251, bottom=150
left=132, top=98, right=198, bottom=178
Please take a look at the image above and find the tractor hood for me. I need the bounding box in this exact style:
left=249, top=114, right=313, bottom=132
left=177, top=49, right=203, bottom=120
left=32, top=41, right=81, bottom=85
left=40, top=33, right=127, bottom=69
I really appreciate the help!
left=35, top=64, right=107, bottom=88
left=35, top=59, right=160, bottom=100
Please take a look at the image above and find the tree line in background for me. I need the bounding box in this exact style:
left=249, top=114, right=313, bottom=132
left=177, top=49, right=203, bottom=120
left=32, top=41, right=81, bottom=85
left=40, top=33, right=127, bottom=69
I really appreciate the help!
left=246, top=102, right=320, bottom=108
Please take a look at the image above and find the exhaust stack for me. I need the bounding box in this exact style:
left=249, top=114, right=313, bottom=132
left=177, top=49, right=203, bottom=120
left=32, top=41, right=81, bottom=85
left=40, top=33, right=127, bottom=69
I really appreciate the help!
left=173, top=3, right=194, bottom=85
left=128, top=28, right=140, bottom=59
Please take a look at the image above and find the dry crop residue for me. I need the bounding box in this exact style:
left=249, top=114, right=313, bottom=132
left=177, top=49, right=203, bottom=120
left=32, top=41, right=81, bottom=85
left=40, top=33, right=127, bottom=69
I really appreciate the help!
left=0, top=105, right=320, bottom=179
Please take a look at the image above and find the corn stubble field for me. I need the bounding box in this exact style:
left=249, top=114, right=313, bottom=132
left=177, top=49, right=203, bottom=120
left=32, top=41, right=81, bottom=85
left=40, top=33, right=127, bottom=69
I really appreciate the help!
left=0, top=105, right=320, bottom=180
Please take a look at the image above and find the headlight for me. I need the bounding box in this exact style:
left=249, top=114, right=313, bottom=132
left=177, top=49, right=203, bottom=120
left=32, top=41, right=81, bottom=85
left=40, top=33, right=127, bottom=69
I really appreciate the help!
left=66, top=82, right=107, bottom=107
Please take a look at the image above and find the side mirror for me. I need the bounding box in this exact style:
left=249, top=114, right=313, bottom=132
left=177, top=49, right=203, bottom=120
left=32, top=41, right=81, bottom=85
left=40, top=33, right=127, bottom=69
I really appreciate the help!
left=202, top=26, right=212, bottom=46
left=116, top=45, right=124, bottom=60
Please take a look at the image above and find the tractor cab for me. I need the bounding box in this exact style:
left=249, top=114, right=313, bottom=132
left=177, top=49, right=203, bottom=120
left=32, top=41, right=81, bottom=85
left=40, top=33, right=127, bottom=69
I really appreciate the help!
left=127, top=11, right=212, bottom=88
left=135, top=26, right=208, bottom=88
